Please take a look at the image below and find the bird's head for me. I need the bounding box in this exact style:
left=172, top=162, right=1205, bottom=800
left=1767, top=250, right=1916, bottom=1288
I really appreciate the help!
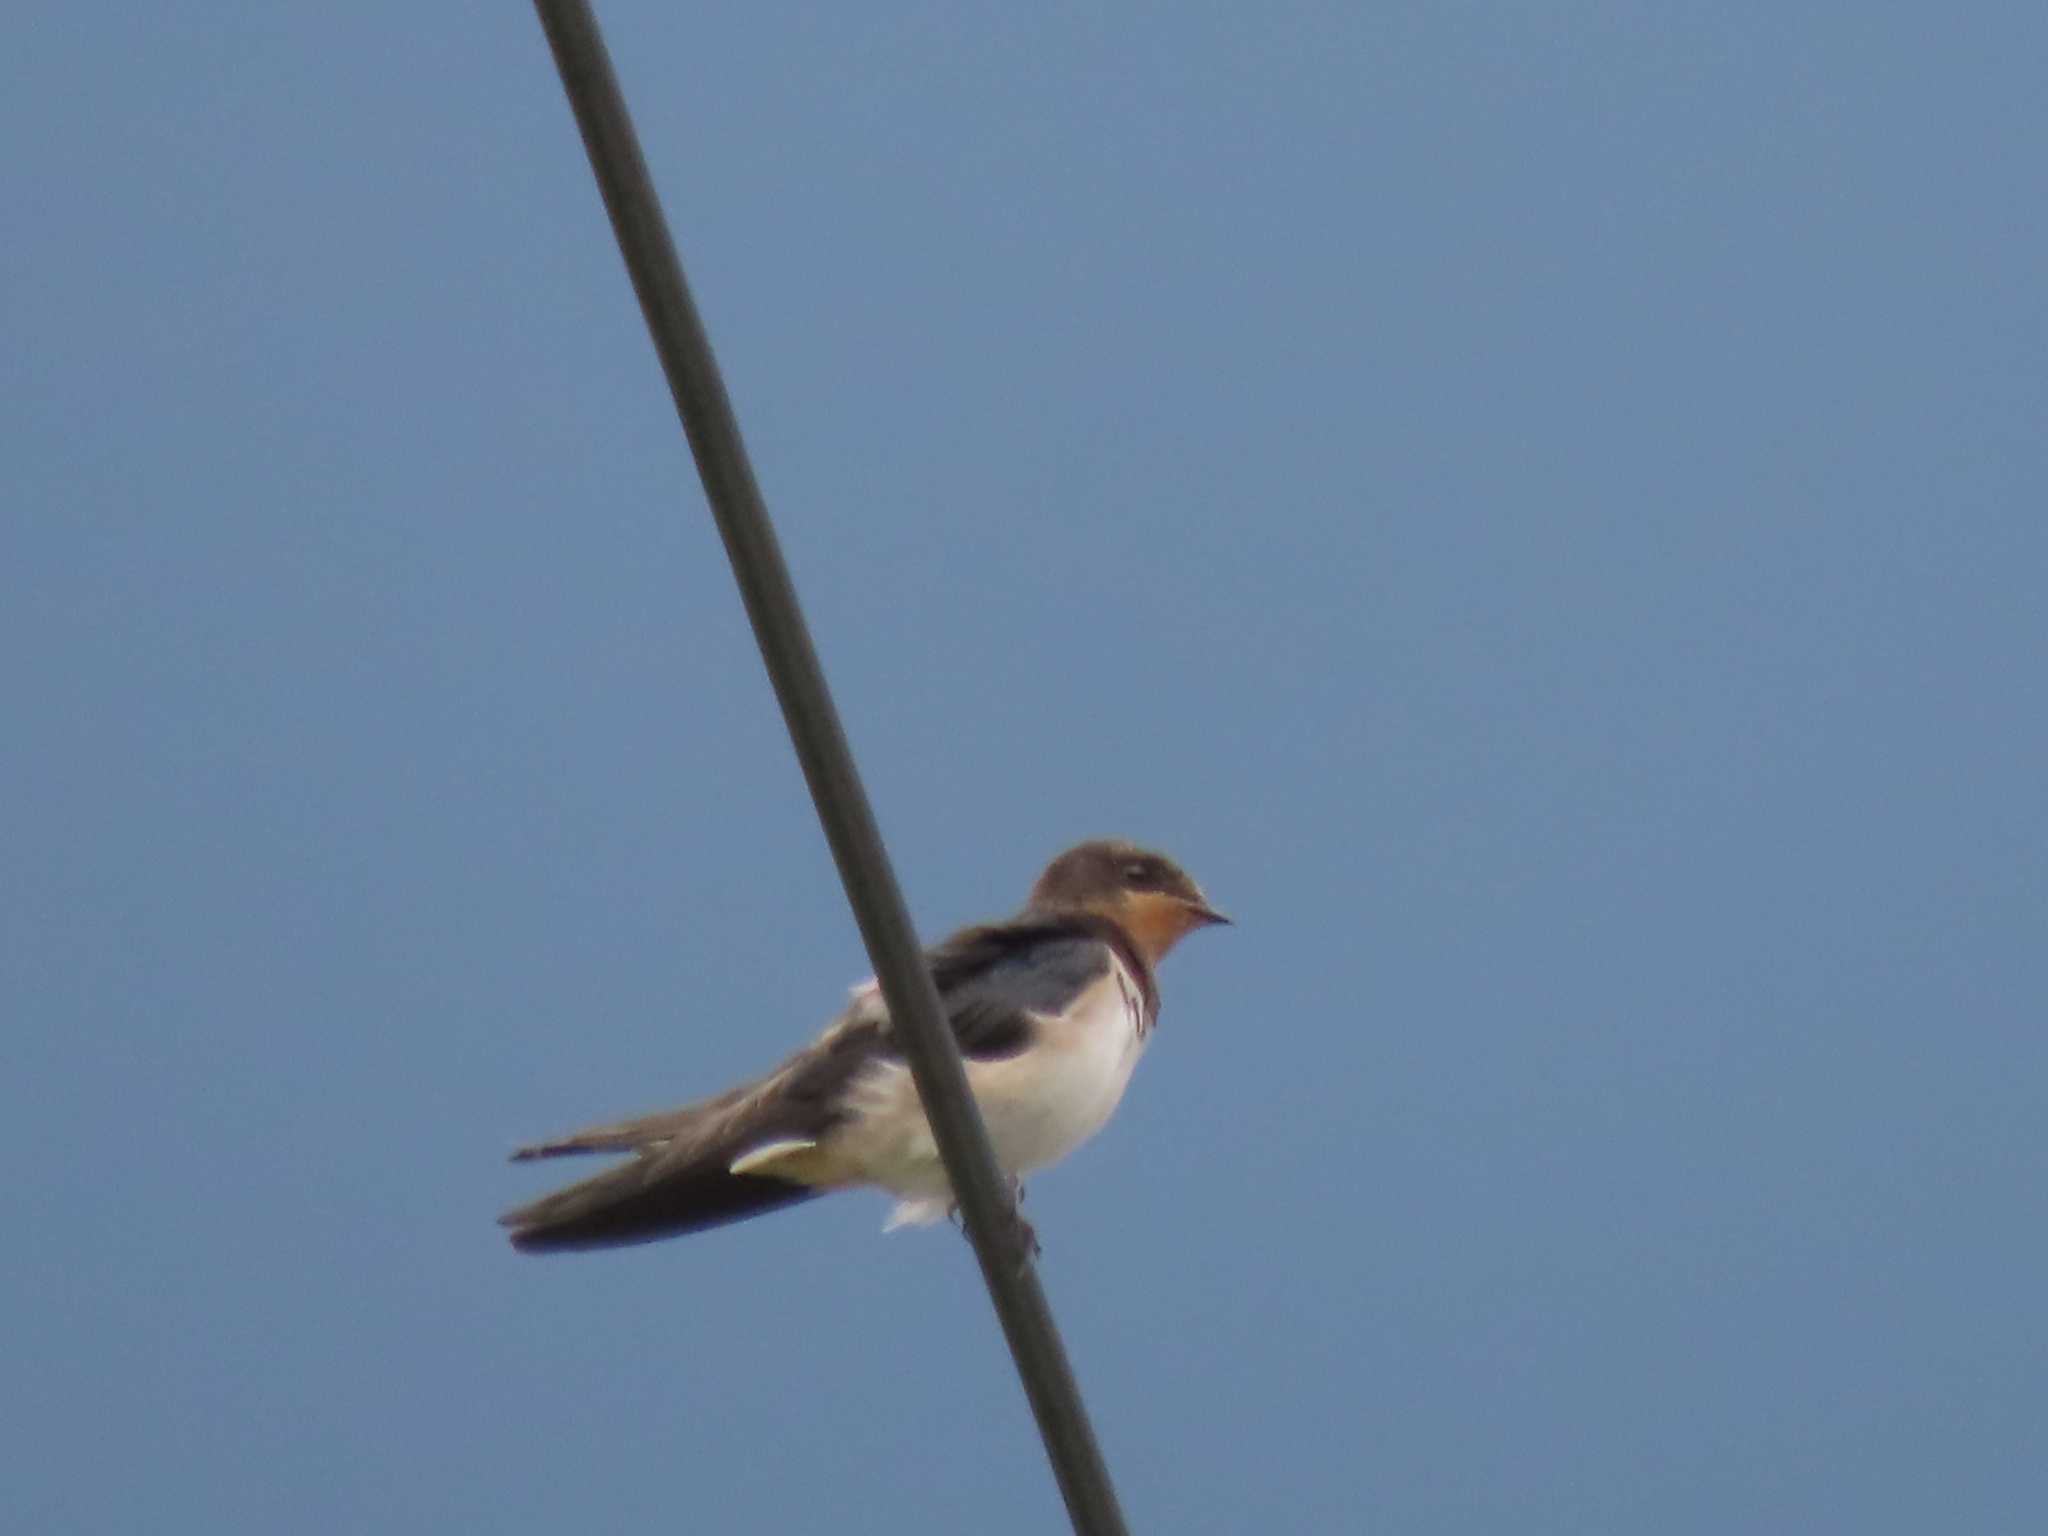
left=1027, top=839, right=1230, bottom=963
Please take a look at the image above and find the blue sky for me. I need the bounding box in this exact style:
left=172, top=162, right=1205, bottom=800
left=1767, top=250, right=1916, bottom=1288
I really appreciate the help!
left=5, top=5, right=2044, bottom=1532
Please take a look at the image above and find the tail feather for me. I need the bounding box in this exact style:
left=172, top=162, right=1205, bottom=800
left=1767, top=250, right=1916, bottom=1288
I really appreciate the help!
left=509, top=1104, right=711, bottom=1162
left=500, top=1152, right=819, bottom=1252
left=503, top=1068, right=846, bottom=1252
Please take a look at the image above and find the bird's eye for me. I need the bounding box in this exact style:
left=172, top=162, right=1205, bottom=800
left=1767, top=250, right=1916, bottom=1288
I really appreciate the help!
left=1123, top=861, right=1152, bottom=886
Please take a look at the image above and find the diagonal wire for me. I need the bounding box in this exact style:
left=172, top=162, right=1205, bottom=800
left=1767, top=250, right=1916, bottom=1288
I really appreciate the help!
left=528, top=5, right=1131, bottom=1532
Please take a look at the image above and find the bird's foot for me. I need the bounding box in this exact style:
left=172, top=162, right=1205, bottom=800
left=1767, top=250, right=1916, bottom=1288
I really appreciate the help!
left=1002, top=1180, right=1040, bottom=1263
left=949, top=1189, right=1041, bottom=1267
left=1008, top=1180, right=1039, bottom=1261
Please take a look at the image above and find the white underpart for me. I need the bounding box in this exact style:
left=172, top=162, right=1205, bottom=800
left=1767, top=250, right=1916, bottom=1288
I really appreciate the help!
left=728, top=1138, right=818, bottom=1177
left=830, top=955, right=1150, bottom=1229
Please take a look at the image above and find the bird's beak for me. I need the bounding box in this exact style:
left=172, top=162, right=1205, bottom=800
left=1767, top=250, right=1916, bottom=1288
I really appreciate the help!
left=1183, top=899, right=1232, bottom=928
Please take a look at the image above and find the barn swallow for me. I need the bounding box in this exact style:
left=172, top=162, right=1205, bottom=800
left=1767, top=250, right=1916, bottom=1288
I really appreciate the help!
left=499, top=839, right=1227, bottom=1252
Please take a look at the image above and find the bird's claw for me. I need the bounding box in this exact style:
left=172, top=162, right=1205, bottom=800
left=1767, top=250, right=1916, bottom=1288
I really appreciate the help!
left=1008, top=1179, right=1039, bottom=1262
left=949, top=1185, right=1041, bottom=1266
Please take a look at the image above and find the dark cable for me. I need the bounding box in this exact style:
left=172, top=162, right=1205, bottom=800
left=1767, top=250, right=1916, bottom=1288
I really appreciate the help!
left=528, top=6, right=1131, bottom=1532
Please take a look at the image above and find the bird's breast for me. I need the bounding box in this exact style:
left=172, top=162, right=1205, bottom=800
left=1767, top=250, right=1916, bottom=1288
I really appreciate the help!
left=966, top=955, right=1151, bottom=1176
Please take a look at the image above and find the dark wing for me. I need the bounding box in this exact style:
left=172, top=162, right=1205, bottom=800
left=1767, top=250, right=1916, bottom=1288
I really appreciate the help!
left=923, top=918, right=1115, bottom=1060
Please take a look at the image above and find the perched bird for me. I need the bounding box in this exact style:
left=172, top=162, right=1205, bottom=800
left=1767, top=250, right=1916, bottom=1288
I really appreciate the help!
left=500, top=839, right=1228, bottom=1253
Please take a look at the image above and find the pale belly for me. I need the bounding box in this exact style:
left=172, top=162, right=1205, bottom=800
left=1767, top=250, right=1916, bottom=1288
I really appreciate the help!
left=829, top=960, right=1149, bottom=1219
